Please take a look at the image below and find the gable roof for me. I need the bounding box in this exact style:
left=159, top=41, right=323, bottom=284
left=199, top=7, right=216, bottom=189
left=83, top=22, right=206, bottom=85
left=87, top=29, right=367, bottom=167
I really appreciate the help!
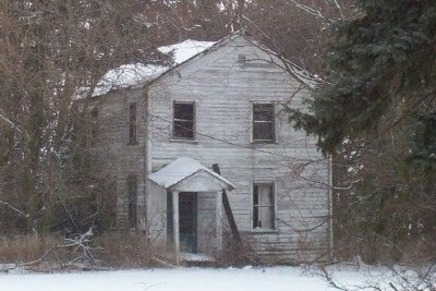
left=81, top=31, right=319, bottom=99
left=148, top=157, right=235, bottom=191
left=148, top=30, right=319, bottom=88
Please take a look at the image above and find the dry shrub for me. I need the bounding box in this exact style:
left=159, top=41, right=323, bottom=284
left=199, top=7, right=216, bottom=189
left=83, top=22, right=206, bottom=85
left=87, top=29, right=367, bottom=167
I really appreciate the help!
left=392, top=239, right=436, bottom=265
left=94, top=231, right=158, bottom=268
left=0, top=231, right=161, bottom=270
left=0, top=234, right=58, bottom=265
left=334, top=234, right=436, bottom=266
left=216, top=231, right=258, bottom=266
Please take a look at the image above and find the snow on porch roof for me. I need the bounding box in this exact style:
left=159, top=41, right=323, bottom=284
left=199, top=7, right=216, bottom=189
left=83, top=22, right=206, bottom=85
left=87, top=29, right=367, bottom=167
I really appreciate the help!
left=148, top=157, right=235, bottom=191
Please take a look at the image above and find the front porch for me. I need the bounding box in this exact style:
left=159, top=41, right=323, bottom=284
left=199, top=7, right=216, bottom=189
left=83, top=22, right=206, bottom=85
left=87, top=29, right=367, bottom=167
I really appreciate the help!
left=148, top=157, right=235, bottom=264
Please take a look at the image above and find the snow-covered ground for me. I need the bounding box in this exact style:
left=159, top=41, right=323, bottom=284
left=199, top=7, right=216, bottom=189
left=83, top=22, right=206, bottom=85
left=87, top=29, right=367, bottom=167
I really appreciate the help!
left=0, top=265, right=391, bottom=291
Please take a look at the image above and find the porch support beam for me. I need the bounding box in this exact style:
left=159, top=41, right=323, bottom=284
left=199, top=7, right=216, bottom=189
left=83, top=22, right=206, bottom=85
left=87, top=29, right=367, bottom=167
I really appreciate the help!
left=216, top=190, right=223, bottom=253
left=172, top=191, right=180, bottom=264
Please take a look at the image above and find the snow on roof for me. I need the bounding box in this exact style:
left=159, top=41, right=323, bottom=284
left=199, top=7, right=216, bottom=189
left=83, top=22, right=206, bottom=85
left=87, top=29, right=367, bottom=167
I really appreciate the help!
left=157, top=39, right=216, bottom=65
left=91, top=64, right=167, bottom=97
left=148, top=157, right=235, bottom=191
left=85, top=40, right=216, bottom=97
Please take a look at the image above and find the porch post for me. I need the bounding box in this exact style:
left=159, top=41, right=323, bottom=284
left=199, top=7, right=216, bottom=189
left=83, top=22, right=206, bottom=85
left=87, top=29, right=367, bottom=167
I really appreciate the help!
left=216, top=190, right=223, bottom=253
left=172, top=191, right=180, bottom=264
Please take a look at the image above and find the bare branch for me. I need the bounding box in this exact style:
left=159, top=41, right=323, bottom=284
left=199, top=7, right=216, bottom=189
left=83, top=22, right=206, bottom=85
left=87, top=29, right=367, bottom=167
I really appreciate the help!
left=282, top=0, right=326, bottom=22
left=0, top=199, right=29, bottom=218
left=329, top=0, right=345, bottom=19
left=0, top=110, right=23, bottom=133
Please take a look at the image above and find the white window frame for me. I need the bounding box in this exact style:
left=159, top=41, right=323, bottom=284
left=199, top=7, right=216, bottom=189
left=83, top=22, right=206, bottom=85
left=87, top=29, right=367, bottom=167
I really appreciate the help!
left=252, top=182, right=277, bottom=231
left=252, top=102, right=276, bottom=143
left=172, top=101, right=196, bottom=141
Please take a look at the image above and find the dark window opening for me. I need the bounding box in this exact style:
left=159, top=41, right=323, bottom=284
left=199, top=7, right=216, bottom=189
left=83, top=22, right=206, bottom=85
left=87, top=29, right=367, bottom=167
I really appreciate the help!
left=253, top=183, right=275, bottom=230
left=127, top=175, right=138, bottom=229
left=253, top=103, right=275, bottom=142
left=90, top=107, right=98, bottom=145
left=129, top=102, right=137, bottom=145
left=173, top=102, right=195, bottom=139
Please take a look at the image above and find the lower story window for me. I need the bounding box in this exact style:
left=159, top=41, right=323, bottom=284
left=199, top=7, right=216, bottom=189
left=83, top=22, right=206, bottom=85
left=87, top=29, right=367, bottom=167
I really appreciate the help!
left=127, top=175, right=138, bottom=229
left=253, top=182, right=275, bottom=230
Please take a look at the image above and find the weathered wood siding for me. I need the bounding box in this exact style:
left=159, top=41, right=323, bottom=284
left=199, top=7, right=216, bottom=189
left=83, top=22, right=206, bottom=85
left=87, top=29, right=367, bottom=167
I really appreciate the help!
left=81, top=89, right=148, bottom=230
left=147, top=34, right=331, bottom=262
left=197, top=191, right=217, bottom=255
left=147, top=180, right=167, bottom=246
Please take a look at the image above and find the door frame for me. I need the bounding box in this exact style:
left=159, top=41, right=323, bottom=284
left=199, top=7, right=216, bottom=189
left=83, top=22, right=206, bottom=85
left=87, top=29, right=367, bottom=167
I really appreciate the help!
left=178, top=192, right=197, bottom=253
left=167, top=191, right=198, bottom=253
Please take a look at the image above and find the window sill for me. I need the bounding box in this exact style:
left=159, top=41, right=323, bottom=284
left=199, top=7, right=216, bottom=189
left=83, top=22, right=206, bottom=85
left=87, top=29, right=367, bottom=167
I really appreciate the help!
left=170, top=138, right=198, bottom=144
left=251, top=140, right=277, bottom=144
left=251, top=228, right=278, bottom=234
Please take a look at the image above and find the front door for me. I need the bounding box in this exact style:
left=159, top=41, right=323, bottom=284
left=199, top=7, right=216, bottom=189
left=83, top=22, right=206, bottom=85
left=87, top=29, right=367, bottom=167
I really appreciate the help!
left=179, top=192, right=197, bottom=253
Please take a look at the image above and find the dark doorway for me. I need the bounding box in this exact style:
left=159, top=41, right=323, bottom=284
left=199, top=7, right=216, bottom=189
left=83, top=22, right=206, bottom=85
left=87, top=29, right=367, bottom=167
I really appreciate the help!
left=179, top=192, right=197, bottom=253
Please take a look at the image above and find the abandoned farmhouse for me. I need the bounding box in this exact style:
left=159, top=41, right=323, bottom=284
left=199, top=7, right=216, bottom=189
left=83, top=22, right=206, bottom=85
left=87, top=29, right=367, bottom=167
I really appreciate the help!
left=81, top=32, right=332, bottom=264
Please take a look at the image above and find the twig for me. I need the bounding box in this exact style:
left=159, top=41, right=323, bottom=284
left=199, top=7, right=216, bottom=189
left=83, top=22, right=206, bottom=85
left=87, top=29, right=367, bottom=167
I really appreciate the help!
left=18, top=246, right=56, bottom=268
left=153, top=256, right=177, bottom=268
left=0, top=199, right=29, bottom=218
left=0, top=111, right=23, bottom=133
left=282, top=0, right=326, bottom=22
left=389, top=282, right=400, bottom=291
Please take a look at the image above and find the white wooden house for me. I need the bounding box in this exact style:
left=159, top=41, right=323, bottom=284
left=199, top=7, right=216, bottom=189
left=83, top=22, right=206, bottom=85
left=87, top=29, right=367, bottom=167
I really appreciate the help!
left=84, top=31, right=332, bottom=264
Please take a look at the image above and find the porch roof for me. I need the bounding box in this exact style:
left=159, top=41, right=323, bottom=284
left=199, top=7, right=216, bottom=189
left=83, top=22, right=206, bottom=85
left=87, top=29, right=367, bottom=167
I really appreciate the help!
left=148, top=157, right=235, bottom=192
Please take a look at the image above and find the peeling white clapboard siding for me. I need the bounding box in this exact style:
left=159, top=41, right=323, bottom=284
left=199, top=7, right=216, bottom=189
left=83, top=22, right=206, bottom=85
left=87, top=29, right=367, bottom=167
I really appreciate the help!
left=147, top=34, right=331, bottom=261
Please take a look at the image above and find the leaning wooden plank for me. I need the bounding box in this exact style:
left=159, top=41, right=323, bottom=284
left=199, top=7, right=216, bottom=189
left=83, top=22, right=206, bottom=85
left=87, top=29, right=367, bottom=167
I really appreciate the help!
left=212, top=163, right=243, bottom=247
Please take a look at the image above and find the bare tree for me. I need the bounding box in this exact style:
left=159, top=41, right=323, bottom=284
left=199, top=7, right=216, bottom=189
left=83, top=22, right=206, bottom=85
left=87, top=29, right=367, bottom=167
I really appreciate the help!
left=0, top=0, right=162, bottom=234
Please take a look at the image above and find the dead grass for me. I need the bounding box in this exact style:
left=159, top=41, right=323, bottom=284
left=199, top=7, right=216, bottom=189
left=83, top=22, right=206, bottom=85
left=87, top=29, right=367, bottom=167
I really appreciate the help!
left=0, top=231, right=163, bottom=270
left=216, top=231, right=258, bottom=266
left=94, top=231, right=159, bottom=268
left=0, top=234, right=58, bottom=265
left=334, top=235, right=436, bottom=265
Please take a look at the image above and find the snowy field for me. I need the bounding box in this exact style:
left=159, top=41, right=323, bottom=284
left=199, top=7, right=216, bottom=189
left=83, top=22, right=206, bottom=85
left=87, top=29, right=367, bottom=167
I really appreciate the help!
left=0, top=265, right=391, bottom=291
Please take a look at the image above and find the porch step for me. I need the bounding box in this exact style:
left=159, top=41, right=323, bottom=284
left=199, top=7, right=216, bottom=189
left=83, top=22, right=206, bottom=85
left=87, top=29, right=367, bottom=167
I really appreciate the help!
left=180, top=252, right=216, bottom=267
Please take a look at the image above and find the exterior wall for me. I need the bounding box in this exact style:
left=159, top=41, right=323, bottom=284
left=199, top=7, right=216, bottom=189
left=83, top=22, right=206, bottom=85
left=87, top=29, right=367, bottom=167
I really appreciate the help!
left=81, top=89, right=148, bottom=230
left=147, top=180, right=167, bottom=246
left=197, top=191, right=217, bottom=255
left=147, top=35, right=331, bottom=262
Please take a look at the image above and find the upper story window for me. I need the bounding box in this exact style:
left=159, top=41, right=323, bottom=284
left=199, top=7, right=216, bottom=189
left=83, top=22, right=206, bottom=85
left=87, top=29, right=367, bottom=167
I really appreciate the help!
left=253, top=182, right=276, bottom=230
left=173, top=101, right=195, bottom=140
left=129, top=102, right=137, bottom=145
left=253, top=103, right=275, bottom=142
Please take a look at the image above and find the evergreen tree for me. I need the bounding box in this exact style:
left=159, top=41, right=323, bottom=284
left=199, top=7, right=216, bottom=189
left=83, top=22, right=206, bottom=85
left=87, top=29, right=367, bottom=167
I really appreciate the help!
left=290, top=0, right=436, bottom=157
left=288, top=0, right=436, bottom=262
